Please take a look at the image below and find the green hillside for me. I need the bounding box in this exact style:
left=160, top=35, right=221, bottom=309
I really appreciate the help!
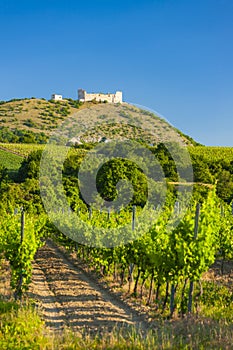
left=0, top=143, right=45, bottom=157
left=0, top=149, right=23, bottom=171
left=0, top=98, right=197, bottom=146
left=188, top=145, right=233, bottom=163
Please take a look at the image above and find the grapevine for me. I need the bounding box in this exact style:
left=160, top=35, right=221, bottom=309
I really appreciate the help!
left=0, top=210, right=46, bottom=299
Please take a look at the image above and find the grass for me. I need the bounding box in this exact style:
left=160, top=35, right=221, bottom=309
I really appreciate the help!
left=0, top=301, right=48, bottom=350
left=199, top=281, right=233, bottom=322
left=0, top=98, right=78, bottom=135
left=0, top=98, right=194, bottom=146
left=0, top=149, right=23, bottom=171
left=0, top=299, right=232, bottom=349
left=0, top=143, right=45, bottom=157
left=0, top=257, right=232, bottom=349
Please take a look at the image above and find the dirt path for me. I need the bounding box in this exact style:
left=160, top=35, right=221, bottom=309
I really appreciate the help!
left=28, top=240, right=147, bottom=334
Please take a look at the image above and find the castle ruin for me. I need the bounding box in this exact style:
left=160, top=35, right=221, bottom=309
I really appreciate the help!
left=78, top=89, right=123, bottom=104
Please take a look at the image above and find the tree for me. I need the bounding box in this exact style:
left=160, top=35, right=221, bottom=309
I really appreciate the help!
left=217, top=170, right=233, bottom=203
left=18, top=150, right=42, bottom=181
left=0, top=165, right=8, bottom=184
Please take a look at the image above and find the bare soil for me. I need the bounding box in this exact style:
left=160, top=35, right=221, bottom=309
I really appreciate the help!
left=28, top=240, right=148, bottom=334
left=0, top=260, right=11, bottom=300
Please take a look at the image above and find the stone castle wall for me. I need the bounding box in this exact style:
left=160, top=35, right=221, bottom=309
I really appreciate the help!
left=78, top=89, right=122, bottom=103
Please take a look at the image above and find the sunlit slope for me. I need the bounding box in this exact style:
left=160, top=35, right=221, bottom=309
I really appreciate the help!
left=0, top=98, right=195, bottom=146
left=0, top=148, right=23, bottom=171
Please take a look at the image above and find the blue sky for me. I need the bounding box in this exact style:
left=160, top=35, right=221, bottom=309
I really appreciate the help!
left=0, top=0, right=233, bottom=146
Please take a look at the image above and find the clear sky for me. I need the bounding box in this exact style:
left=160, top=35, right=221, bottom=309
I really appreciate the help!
left=0, top=0, right=233, bottom=146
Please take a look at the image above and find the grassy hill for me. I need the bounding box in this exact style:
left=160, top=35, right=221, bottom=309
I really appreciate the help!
left=1, top=98, right=233, bottom=178
left=0, top=98, right=197, bottom=146
left=0, top=148, right=23, bottom=172
left=0, top=98, right=84, bottom=133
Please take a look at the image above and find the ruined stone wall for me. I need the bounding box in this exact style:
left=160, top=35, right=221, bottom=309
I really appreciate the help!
left=78, top=89, right=122, bottom=103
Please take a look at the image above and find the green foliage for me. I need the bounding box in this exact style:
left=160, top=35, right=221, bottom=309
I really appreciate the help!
left=96, top=158, right=148, bottom=207
left=0, top=180, right=44, bottom=214
left=0, top=212, right=46, bottom=298
left=0, top=132, right=232, bottom=321
left=0, top=143, right=45, bottom=157
left=23, top=118, right=38, bottom=128
left=0, top=165, right=9, bottom=184
left=216, top=170, right=233, bottom=203
left=0, top=126, right=48, bottom=144
left=0, top=302, right=46, bottom=350
left=0, top=149, right=23, bottom=172
left=52, top=188, right=233, bottom=317
left=191, top=155, right=213, bottom=183
left=216, top=201, right=233, bottom=261
left=65, top=98, right=83, bottom=109
left=188, top=146, right=233, bottom=164
left=200, top=282, right=233, bottom=321
left=188, top=146, right=233, bottom=201
left=18, top=150, right=42, bottom=181
left=62, top=147, right=159, bottom=208
left=0, top=301, right=232, bottom=350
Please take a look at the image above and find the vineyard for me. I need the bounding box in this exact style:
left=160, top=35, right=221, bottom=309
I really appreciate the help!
left=0, top=187, right=233, bottom=348
left=2, top=142, right=233, bottom=161
left=0, top=189, right=233, bottom=310
left=0, top=149, right=23, bottom=172
left=0, top=210, right=46, bottom=299
left=0, top=139, right=233, bottom=348
left=188, top=145, right=233, bottom=163
left=0, top=143, right=45, bottom=157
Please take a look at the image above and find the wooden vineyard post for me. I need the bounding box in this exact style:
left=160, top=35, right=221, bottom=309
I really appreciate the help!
left=188, top=203, right=200, bottom=313
left=170, top=284, right=177, bottom=317
left=15, top=208, right=25, bottom=301
left=220, top=205, right=225, bottom=275
left=128, top=206, right=136, bottom=293
left=21, top=207, right=25, bottom=246
left=169, top=201, right=181, bottom=317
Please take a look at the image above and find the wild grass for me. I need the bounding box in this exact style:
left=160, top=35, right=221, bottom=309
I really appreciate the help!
left=0, top=299, right=232, bottom=350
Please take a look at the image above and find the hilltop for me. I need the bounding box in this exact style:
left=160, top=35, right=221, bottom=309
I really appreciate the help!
left=0, top=98, right=197, bottom=146
left=0, top=98, right=81, bottom=142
